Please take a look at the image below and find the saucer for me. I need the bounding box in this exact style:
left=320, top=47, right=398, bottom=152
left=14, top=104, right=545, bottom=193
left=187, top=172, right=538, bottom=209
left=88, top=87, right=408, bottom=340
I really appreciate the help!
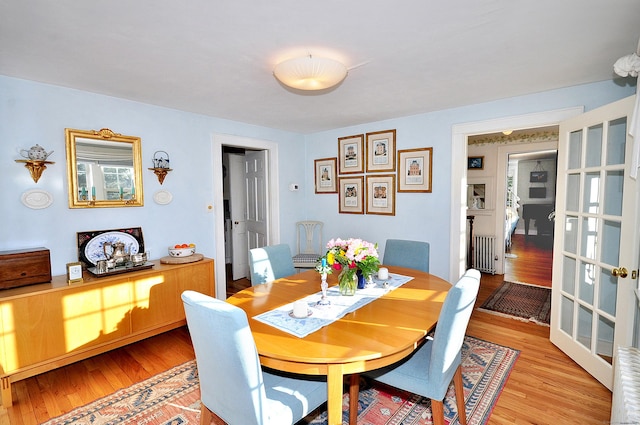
left=289, top=309, right=312, bottom=318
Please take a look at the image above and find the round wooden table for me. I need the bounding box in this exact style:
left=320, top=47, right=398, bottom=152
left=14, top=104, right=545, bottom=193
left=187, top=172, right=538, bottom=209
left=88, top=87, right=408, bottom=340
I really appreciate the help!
left=226, top=266, right=451, bottom=425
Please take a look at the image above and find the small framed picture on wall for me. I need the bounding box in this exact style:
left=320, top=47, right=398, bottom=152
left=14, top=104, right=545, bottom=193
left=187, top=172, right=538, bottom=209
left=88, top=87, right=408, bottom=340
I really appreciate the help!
left=398, top=147, right=433, bottom=193
left=366, top=129, right=396, bottom=172
left=338, top=176, right=364, bottom=214
left=338, top=134, right=364, bottom=174
left=314, top=157, right=337, bottom=193
left=366, top=174, right=396, bottom=216
left=467, top=156, right=484, bottom=170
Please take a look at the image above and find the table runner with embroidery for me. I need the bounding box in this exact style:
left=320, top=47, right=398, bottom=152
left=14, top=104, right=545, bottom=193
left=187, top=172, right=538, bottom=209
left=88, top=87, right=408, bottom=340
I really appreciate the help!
left=252, top=273, right=414, bottom=338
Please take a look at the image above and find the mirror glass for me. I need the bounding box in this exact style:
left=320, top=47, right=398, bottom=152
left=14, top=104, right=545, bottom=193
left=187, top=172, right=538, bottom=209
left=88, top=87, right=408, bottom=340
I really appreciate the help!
left=467, top=183, right=486, bottom=210
left=66, top=128, right=144, bottom=208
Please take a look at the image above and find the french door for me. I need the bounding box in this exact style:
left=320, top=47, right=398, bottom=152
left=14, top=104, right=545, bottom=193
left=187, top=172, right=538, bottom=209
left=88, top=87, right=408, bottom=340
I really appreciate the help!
left=550, top=95, right=638, bottom=389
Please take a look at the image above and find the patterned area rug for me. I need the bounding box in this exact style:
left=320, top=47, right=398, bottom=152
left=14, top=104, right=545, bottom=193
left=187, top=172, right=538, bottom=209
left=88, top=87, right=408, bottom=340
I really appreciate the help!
left=42, top=336, right=518, bottom=425
left=479, top=281, right=551, bottom=325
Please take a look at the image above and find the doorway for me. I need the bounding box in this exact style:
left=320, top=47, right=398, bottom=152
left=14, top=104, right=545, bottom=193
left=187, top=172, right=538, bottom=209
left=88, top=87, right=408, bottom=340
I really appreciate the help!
left=212, top=134, right=281, bottom=299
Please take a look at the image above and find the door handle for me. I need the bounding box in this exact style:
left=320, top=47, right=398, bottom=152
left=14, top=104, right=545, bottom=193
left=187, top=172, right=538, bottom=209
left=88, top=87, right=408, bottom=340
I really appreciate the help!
left=611, top=267, right=628, bottom=278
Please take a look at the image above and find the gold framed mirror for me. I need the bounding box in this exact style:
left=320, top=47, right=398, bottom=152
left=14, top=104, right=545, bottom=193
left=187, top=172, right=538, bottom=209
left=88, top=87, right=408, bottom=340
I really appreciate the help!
left=65, top=128, right=144, bottom=208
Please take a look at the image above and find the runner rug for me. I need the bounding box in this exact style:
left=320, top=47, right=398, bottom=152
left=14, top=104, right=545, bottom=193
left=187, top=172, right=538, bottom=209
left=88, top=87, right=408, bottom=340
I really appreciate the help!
left=42, top=336, right=518, bottom=425
left=479, top=280, right=551, bottom=325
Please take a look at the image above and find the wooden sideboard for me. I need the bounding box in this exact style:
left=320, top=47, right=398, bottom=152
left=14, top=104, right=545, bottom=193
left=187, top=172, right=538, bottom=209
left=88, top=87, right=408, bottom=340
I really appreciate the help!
left=0, top=258, right=214, bottom=407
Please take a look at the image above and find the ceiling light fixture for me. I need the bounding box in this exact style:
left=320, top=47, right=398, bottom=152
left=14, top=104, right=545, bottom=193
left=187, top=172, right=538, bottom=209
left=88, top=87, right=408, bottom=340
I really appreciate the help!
left=273, top=55, right=347, bottom=91
left=502, top=130, right=513, bottom=135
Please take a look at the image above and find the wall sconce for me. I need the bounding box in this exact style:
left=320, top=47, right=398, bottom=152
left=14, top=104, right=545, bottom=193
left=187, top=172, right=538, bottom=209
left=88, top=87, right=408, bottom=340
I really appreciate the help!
left=16, top=145, right=55, bottom=183
left=148, top=150, right=172, bottom=184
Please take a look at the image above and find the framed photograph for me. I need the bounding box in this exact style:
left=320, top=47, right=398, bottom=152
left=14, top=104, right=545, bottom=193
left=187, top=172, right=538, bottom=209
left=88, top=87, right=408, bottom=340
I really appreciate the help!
left=314, top=157, right=338, bottom=193
left=366, top=129, right=396, bottom=172
left=366, top=174, right=396, bottom=216
left=467, top=178, right=494, bottom=215
left=338, top=134, right=364, bottom=174
left=338, top=176, right=364, bottom=214
left=467, top=156, right=484, bottom=170
left=398, top=147, right=433, bottom=193
left=529, top=187, right=547, bottom=198
left=530, top=171, right=548, bottom=182
left=66, top=262, right=84, bottom=284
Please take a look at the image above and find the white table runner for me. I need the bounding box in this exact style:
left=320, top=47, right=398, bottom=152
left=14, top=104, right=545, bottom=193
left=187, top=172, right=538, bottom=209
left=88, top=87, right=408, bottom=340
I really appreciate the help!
left=252, top=273, right=414, bottom=338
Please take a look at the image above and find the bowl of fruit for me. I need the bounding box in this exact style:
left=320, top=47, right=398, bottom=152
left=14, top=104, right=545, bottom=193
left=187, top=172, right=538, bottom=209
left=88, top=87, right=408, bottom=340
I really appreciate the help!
left=168, top=243, right=196, bottom=257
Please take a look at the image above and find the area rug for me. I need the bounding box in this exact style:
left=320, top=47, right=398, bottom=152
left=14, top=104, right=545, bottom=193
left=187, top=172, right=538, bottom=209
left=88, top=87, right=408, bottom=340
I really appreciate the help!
left=42, top=336, right=518, bottom=425
left=479, top=280, right=551, bottom=325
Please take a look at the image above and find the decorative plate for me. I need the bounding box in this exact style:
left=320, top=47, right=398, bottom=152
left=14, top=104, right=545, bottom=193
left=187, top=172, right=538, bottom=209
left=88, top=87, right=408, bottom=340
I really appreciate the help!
left=21, top=189, right=53, bottom=209
left=83, top=231, right=140, bottom=266
left=153, top=190, right=173, bottom=205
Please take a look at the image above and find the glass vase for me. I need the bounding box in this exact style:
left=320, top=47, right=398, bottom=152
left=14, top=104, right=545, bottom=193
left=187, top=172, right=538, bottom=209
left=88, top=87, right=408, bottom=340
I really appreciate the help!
left=338, top=269, right=357, bottom=296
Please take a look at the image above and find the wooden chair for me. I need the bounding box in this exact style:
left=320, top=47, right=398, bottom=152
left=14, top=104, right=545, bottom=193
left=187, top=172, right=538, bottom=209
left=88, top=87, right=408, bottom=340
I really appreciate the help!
left=292, top=221, right=323, bottom=269
left=182, top=290, right=327, bottom=425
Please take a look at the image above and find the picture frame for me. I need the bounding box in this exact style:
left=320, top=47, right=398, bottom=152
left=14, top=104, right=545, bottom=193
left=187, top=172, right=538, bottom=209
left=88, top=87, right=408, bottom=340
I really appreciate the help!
left=338, top=176, right=364, bottom=214
left=366, top=174, right=396, bottom=216
left=529, top=187, right=547, bottom=198
left=467, top=178, right=494, bottom=215
left=530, top=171, right=548, bottom=182
left=467, top=156, right=484, bottom=170
left=314, top=157, right=338, bottom=193
left=66, top=262, right=84, bottom=284
left=338, top=134, right=364, bottom=174
left=366, top=129, right=396, bottom=172
left=397, top=147, right=433, bottom=193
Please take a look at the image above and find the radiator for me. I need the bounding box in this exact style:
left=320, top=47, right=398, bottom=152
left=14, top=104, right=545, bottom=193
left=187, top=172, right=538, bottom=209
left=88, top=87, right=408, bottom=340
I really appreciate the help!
left=473, top=235, right=496, bottom=274
left=611, top=346, right=640, bottom=424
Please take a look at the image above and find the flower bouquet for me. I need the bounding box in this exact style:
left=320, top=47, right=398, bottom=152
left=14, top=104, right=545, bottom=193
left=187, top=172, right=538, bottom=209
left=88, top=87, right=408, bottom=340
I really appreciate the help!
left=317, top=238, right=380, bottom=295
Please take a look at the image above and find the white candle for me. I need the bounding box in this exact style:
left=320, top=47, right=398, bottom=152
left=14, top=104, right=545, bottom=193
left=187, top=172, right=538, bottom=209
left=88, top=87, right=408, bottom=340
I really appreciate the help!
left=378, top=267, right=389, bottom=280
left=293, top=300, right=308, bottom=318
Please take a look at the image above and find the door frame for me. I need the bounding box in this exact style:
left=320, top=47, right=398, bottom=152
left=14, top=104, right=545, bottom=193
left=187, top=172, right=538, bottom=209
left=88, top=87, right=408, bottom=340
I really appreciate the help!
left=212, top=134, right=280, bottom=299
left=449, top=107, right=584, bottom=281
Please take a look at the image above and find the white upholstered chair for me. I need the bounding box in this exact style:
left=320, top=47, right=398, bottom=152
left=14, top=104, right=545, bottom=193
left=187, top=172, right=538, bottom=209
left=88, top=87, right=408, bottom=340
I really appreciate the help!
left=181, top=290, right=327, bottom=425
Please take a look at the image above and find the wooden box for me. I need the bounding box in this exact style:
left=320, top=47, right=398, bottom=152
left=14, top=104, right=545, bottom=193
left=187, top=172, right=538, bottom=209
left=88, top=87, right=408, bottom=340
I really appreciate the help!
left=0, top=247, right=51, bottom=290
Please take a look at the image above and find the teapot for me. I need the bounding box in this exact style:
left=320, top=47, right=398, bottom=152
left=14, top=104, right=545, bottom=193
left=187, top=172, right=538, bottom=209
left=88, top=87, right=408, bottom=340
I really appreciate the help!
left=103, top=241, right=129, bottom=266
left=20, top=144, right=54, bottom=161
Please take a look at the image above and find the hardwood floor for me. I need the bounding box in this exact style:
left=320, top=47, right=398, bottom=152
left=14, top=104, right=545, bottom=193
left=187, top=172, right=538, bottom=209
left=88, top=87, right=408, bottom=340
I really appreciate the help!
left=505, top=233, right=553, bottom=287
left=1, top=255, right=611, bottom=425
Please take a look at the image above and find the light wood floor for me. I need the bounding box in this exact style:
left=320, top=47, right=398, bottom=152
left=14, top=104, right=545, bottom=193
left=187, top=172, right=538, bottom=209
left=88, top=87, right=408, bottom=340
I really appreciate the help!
left=1, top=253, right=611, bottom=425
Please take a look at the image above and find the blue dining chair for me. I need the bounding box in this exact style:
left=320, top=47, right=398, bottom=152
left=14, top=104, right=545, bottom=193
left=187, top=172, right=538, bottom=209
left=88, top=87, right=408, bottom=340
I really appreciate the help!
left=181, top=290, right=327, bottom=425
left=362, top=269, right=480, bottom=425
left=382, top=239, right=430, bottom=272
left=249, top=244, right=296, bottom=285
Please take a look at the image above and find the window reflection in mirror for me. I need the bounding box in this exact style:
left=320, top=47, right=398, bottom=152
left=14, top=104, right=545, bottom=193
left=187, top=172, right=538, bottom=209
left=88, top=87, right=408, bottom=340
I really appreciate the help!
left=66, top=128, right=143, bottom=208
left=467, top=183, right=486, bottom=210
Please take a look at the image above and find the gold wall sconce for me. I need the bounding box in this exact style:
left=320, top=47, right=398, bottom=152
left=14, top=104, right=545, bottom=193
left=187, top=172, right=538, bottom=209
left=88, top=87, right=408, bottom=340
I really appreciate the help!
left=16, top=144, right=55, bottom=183
left=148, top=150, right=172, bottom=185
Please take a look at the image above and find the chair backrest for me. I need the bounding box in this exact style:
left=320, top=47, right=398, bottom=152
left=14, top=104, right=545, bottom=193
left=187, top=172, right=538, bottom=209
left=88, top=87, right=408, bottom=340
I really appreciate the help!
left=429, top=269, right=480, bottom=396
left=295, top=221, right=323, bottom=255
left=249, top=244, right=296, bottom=285
left=382, top=239, right=430, bottom=272
left=181, top=290, right=268, bottom=425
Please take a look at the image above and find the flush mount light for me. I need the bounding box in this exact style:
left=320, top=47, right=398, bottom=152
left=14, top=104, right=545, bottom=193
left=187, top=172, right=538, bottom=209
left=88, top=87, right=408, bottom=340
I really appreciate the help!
left=273, top=55, right=348, bottom=91
left=502, top=130, right=513, bottom=135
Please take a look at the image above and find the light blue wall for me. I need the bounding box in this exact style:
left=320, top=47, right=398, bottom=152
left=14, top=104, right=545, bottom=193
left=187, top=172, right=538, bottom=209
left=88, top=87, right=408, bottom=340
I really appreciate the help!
left=303, top=80, right=635, bottom=278
left=1, top=75, right=635, bottom=280
left=0, top=76, right=305, bottom=276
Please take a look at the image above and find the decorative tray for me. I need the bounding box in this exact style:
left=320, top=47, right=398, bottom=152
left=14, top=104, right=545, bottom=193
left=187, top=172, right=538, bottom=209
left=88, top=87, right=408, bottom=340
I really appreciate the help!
left=77, top=227, right=145, bottom=268
left=86, top=262, right=154, bottom=278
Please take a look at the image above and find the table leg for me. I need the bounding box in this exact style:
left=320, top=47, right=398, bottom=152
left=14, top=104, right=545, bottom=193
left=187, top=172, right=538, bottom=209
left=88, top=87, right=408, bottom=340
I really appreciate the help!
left=327, top=364, right=345, bottom=425
left=349, top=374, right=360, bottom=425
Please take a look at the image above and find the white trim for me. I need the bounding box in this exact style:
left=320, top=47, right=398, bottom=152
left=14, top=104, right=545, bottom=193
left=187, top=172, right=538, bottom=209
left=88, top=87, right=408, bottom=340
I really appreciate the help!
left=212, top=134, right=280, bottom=299
left=449, top=107, right=583, bottom=282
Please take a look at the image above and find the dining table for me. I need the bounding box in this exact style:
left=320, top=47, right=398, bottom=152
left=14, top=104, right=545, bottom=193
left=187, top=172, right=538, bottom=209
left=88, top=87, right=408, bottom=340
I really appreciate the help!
left=225, top=265, right=452, bottom=425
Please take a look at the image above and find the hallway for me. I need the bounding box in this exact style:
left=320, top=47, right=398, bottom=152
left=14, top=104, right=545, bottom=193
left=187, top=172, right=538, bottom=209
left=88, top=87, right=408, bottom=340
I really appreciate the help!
left=505, top=233, right=553, bottom=287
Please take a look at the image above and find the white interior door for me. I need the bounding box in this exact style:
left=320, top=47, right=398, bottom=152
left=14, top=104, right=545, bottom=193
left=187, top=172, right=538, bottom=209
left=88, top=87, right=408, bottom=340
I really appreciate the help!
left=245, top=150, right=268, bottom=251
left=550, top=95, right=638, bottom=389
left=229, top=153, right=248, bottom=280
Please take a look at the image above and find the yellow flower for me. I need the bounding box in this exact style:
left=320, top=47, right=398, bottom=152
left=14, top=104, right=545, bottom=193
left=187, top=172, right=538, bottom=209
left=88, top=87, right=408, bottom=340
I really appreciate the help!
left=327, top=252, right=335, bottom=265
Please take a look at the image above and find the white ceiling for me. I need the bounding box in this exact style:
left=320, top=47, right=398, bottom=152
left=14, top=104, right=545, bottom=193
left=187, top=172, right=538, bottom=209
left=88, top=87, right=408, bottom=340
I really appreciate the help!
left=1, top=1, right=638, bottom=134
